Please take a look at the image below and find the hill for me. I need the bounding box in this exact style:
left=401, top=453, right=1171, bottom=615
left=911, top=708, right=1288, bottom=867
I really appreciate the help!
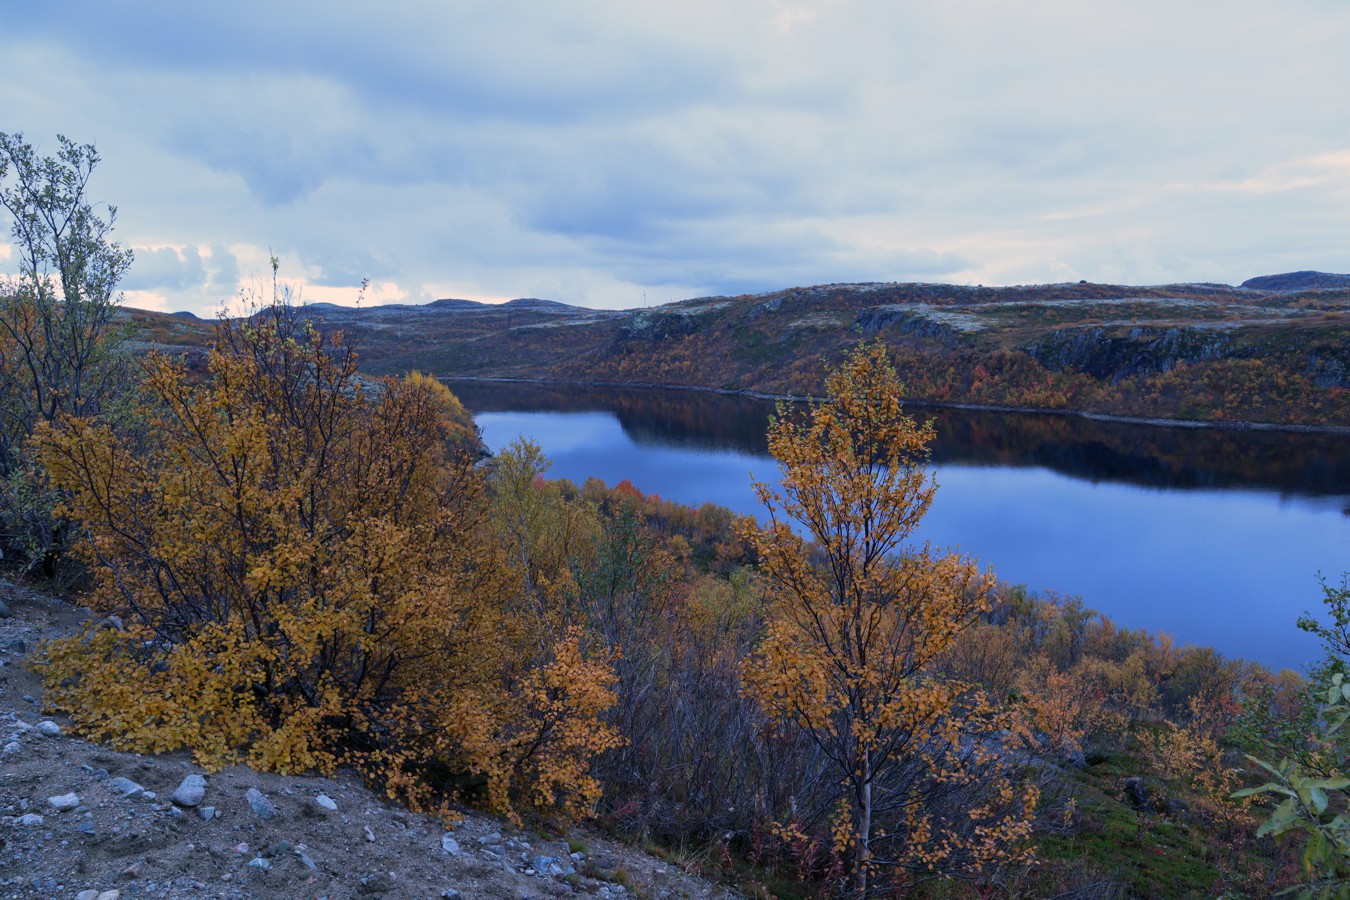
left=1240, top=270, right=1350, bottom=292
left=121, top=275, right=1350, bottom=428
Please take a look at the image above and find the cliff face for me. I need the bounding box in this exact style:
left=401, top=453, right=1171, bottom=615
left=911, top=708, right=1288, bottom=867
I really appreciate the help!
left=1020, top=326, right=1241, bottom=382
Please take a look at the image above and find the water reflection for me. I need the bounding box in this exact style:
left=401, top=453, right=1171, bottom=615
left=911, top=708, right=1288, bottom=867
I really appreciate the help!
left=448, top=379, right=1350, bottom=502
left=450, top=379, right=1350, bottom=671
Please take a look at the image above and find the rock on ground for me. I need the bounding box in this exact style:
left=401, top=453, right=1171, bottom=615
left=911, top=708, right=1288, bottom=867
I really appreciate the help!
left=0, top=580, right=742, bottom=899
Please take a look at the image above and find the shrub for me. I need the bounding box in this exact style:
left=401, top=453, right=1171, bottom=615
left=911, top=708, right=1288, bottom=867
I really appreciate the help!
left=35, top=299, right=618, bottom=819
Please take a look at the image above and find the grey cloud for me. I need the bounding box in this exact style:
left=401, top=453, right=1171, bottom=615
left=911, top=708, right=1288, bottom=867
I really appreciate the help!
left=3, top=0, right=1350, bottom=316
left=122, top=246, right=207, bottom=291
left=208, top=245, right=239, bottom=291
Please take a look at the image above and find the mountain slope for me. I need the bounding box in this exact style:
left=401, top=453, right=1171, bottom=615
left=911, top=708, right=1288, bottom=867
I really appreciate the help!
left=122, top=276, right=1350, bottom=428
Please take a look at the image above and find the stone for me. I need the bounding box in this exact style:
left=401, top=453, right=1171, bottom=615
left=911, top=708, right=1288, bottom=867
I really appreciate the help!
left=358, top=872, right=396, bottom=894
left=364, top=825, right=376, bottom=842
left=440, top=833, right=460, bottom=855
left=298, top=851, right=317, bottom=871
left=233, top=842, right=250, bottom=855
left=96, top=892, right=121, bottom=900
left=198, top=806, right=216, bottom=822
left=77, top=820, right=96, bottom=835
left=314, top=793, right=337, bottom=811
left=170, top=773, right=207, bottom=807
left=34, top=720, right=61, bottom=736
left=247, top=857, right=270, bottom=870
left=77, top=892, right=98, bottom=900
left=0, top=598, right=10, bottom=618
left=245, top=787, right=276, bottom=820
left=2, top=742, right=18, bottom=754
left=14, top=813, right=43, bottom=826
left=47, top=792, right=80, bottom=811
left=107, top=777, right=144, bottom=799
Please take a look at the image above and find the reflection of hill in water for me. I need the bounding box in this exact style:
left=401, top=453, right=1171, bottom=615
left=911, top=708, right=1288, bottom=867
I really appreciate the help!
left=447, top=380, right=1350, bottom=502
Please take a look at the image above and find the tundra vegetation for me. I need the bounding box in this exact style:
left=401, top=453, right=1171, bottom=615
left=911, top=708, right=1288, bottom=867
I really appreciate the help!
left=1, top=135, right=1344, bottom=898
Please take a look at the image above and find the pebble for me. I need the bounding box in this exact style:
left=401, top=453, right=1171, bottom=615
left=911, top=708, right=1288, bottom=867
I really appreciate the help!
left=13, top=813, right=43, bottom=826
left=315, top=793, right=338, bottom=811
left=298, top=850, right=317, bottom=870
left=199, top=805, right=217, bottom=821
left=233, top=842, right=250, bottom=855
left=2, top=741, right=18, bottom=754
left=248, top=857, right=270, bottom=870
left=47, top=792, right=80, bottom=811
left=245, top=787, right=277, bottom=820
left=170, top=773, right=207, bottom=807
left=440, top=833, right=460, bottom=855
left=107, top=777, right=145, bottom=799
left=34, top=719, right=61, bottom=736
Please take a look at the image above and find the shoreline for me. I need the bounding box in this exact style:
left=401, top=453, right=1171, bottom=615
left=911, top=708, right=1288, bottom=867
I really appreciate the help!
left=437, top=374, right=1350, bottom=437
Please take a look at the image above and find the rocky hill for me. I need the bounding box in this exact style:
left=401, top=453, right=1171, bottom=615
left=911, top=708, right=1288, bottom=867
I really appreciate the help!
left=0, top=583, right=739, bottom=900
left=1239, top=271, right=1350, bottom=293
left=122, top=274, right=1350, bottom=428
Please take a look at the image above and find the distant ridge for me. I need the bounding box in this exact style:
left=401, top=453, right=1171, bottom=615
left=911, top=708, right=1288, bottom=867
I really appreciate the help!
left=427, top=298, right=487, bottom=310
left=1240, top=271, right=1350, bottom=292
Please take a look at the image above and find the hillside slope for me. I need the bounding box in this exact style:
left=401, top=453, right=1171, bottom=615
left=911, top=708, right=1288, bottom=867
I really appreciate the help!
left=123, top=275, right=1350, bottom=428
left=0, top=583, right=739, bottom=900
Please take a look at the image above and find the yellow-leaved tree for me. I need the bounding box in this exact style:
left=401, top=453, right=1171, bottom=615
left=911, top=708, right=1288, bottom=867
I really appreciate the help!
left=742, top=343, right=1037, bottom=897
left=34, top=293, right=619, bottom=820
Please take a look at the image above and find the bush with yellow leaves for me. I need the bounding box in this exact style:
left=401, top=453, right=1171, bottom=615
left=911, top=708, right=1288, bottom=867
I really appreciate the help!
left=34, top=297, right=619, bottom=820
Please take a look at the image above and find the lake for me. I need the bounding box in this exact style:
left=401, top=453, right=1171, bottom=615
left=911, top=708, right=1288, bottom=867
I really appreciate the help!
left=449, top=379, right=1350, bottom=672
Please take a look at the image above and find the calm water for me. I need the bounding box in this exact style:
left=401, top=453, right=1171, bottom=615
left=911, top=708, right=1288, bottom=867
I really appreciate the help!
left=450, top=380, right=1350, bottom=672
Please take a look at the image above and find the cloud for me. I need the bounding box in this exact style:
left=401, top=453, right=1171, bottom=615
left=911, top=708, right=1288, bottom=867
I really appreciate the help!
left=121, top=246, right=207, bottom=291
left=1, top=0, right=1349, bottom=315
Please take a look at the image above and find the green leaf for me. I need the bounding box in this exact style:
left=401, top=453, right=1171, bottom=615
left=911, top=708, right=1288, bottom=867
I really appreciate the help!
left=1305, top=778, right=1350, bottom=792
left=1304, top=829, right=1329, bottom=872
left=1258, top=797, right=1301, bottom=838
left=1233, top=782, right=1297, bottom=799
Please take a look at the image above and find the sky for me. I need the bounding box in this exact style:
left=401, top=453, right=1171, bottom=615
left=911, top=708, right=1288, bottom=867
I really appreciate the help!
left=1, top=1, right=1348, bottom=316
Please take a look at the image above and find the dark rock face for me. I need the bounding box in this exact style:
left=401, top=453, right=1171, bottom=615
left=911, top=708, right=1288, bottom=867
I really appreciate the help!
left=855, top=306, right=962, bottom=341
left=1306, top=351, right=1350, bottom=389
left=1240, top=271, right=1350, bottom=293
left=1021, top=327, right=1235, bottom=382
left=618, top=309, right=702, bottom=341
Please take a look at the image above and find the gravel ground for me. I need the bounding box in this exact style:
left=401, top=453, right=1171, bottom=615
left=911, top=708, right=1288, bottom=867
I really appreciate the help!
left=0, top=581, right=740, bottom=900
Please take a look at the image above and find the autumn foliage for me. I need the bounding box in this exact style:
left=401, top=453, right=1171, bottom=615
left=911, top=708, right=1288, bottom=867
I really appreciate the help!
left=20, top=308, right=1315, bottom=896
left=743, top=344, right=1037, bottom=895
left=34, top=301, right=619, bottom=819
